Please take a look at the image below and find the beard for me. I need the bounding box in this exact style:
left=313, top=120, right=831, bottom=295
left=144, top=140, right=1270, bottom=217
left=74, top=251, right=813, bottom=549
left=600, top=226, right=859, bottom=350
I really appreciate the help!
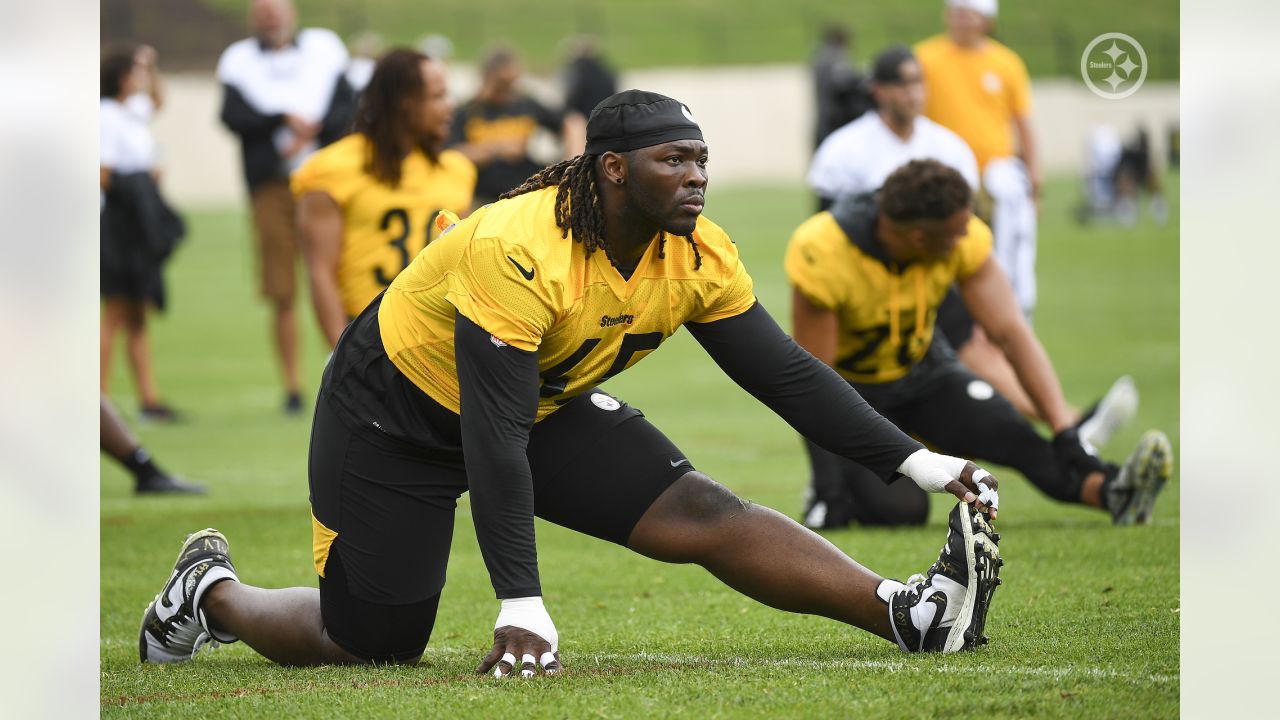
left=625, top=182, right=698, bottom=237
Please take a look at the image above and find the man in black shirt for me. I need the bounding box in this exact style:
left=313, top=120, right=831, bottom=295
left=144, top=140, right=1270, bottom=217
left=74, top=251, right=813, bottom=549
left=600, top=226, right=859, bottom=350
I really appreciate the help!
left=449, top=48, right=568, bottom=206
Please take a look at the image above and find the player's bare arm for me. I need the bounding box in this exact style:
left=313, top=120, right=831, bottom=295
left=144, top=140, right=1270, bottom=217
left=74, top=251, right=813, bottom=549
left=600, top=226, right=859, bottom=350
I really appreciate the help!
left=958, top=257, right=1074, bottom=431
left=296, top=190, right=348, bottom=348
left=789, top=288, right=839, bottom=365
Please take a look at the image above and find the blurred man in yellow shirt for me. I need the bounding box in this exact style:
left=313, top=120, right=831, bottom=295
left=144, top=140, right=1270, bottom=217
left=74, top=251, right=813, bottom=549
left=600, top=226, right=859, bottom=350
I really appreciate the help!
left=916, top=0, right=1040, bottom=317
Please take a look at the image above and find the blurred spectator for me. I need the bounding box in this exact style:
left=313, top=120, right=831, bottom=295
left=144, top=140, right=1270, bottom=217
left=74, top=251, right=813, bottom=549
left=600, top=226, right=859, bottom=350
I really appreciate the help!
left=101, top=395, right=205, bottom=495
left=808, top=45, right=977, bottom=211
left=1079, top=125, right=1168, bottom=226
left=810, top=24, right=872, bottom=153
left=1114, top=127, right=1168, bottom=225
left=417, top=33, right=455, bottom=62
left=345, top=31, right=385, bottom=94
left=450, top=47, right=570, bottom=206
left=560, top=36, right=617, bottom=156
left=916, top=0, right=1040, bottom=318
left=100, top=44, right=186, bottom=422
left=293, top=50, right=476, bottom=348
left=1079, top=125, right=1124, bottom=222
left=216, top=0, right=355, bottom=415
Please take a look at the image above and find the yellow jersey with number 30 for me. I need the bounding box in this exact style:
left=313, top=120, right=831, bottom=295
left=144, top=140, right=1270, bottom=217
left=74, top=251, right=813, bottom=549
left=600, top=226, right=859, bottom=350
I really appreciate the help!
left=291, top=133, right=477, bottom=317
left=785, top=197, right=992, bottom=384
left=378, top=186, right=757, bottom=421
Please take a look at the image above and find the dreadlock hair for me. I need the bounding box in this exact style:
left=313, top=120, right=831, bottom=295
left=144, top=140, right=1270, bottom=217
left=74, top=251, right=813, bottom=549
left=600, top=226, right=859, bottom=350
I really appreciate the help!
left=499, top=153, right=703, bottom=270
left=879, top=159, right=973, bottom=223
left=353, top=48, right=438, bottom=187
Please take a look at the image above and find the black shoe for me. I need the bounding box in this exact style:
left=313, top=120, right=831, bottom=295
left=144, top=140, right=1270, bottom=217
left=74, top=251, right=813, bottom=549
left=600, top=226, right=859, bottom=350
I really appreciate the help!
left=801, top=486, right=857, bottom=530
left=283, top=392, right=304, bottom=416
left=136, top=473, right=206, bottom=495
left=889, top=503, right=1002, bottom=652
left=140, top=403, right=184, bottom=423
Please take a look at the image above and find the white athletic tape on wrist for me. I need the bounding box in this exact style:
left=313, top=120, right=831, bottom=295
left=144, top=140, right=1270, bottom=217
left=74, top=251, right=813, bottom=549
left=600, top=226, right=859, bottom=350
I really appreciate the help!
left=495, top=596, right=559, bottom=652
left=898, top=449, right=966, bottom=494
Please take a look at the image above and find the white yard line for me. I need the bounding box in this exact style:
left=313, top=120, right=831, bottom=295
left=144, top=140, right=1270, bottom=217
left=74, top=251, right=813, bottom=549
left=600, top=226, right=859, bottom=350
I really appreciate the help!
left=102, top=640, right=1177, bottom=686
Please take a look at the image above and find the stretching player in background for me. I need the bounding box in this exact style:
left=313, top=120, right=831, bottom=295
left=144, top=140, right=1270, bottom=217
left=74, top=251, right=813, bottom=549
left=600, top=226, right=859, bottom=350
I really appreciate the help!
left=803, top=46, right=1136, bottom=527
left=788, top=160, right=1169, bottom=530
left=140, top=92, right=1002, bottom=676
left=294, top=49, right=476, bottom=347
left=101, top=395, right=205, bottom=495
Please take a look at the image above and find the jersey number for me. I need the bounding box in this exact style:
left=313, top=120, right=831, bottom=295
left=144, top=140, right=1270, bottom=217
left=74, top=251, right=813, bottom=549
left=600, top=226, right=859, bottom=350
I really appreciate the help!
left=836, top=324, right=916, bottom=375
left=539, top=332, right=663, bottom=400
left=372, top=207, right=443, bottom=287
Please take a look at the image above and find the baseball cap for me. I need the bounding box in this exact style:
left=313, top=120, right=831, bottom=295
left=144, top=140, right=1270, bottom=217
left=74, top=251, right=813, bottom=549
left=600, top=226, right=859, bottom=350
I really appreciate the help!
left=946, top=0, right=998, bottom=17
left=872, top=45, right=919, bottom=84
left=585, top=90, right=703, bottom=155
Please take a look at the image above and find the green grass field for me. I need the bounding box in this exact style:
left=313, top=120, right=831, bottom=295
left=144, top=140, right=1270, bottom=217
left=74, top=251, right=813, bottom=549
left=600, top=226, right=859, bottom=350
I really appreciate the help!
left=201, top=0, right=1179, bottom=79
left=100, top=175, right=1179, bottom=717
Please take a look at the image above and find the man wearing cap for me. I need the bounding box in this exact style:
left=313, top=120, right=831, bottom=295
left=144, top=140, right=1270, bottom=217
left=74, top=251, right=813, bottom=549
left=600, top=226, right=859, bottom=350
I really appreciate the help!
left=916, top=0, right=1041, bottom=318
left=809, top=45, right=978, bottom=211
left=138, top=91, right=1005, bottom=674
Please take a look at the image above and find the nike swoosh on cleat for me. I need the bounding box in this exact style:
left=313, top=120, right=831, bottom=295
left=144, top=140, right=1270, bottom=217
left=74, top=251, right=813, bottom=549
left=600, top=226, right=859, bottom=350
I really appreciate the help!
left=507, top=256, right=535, bottom=280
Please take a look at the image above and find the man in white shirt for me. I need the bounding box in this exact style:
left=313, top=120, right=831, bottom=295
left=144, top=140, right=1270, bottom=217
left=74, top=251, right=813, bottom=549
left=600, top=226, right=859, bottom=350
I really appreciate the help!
left=217, top=0, right=355, bottom=415
left=808, top=45, right=978, bottom=210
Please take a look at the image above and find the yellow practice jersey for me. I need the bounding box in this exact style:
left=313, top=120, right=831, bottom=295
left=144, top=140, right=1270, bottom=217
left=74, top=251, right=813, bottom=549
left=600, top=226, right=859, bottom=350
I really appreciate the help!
left=291, top=133, right=477, bottom=317
left=785, top=198, right=992, bottom=384
left=378, top=187, right=757, bottom=421
left=915, top=35, right=1032, bottom=171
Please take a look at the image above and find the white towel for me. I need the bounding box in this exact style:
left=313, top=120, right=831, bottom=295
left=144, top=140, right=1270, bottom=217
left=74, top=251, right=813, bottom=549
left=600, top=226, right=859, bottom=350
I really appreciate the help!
left=983, top=157, right=1038, bottom=317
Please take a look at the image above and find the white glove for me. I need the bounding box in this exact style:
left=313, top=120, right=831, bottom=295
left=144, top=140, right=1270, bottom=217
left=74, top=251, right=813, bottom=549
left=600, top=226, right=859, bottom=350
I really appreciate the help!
left=495, top=596, right=558, bottom=652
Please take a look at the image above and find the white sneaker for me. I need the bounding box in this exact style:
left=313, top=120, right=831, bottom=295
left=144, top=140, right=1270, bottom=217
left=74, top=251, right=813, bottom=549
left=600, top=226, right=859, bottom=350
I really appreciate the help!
left=1078, top=376, right=1139, bottom=450
left=139, top=528, right=240, bottom=663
